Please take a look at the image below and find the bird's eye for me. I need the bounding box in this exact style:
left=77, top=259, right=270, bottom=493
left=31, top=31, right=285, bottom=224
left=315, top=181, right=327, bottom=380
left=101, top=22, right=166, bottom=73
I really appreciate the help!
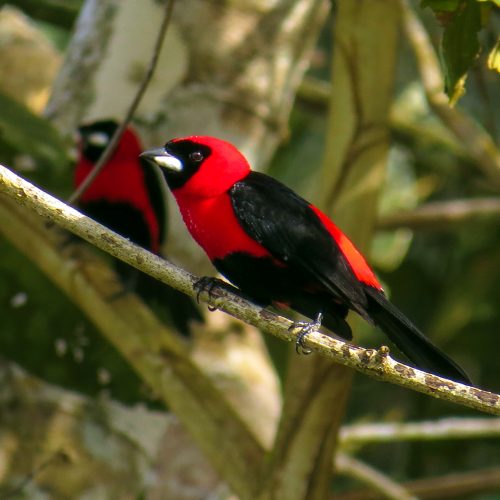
left=189, top=151, right=204, bottom=163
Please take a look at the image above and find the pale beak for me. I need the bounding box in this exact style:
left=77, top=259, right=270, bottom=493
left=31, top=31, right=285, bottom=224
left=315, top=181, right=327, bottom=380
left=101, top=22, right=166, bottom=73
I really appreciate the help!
left=140, top=148, right=183, bottom=172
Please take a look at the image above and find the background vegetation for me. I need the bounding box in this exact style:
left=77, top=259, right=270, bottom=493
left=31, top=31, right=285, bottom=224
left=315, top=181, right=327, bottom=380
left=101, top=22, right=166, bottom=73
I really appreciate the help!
left=0, top=0, right=499, bottom=498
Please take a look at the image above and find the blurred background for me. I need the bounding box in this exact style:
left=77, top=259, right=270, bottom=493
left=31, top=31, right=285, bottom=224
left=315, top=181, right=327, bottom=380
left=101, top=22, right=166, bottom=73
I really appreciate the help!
left=0, top=0, right=499, bottom=498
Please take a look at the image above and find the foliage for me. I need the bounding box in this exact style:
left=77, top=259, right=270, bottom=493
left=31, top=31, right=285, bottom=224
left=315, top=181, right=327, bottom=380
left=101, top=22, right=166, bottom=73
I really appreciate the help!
left=422, top=0, right=498, bottom=104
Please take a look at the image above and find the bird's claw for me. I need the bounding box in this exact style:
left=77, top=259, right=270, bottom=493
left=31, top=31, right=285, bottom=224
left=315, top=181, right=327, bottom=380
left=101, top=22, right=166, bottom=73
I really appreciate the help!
left=193, top=276, right=223, bottom=310
left=289, top=312, right=323, bottom=355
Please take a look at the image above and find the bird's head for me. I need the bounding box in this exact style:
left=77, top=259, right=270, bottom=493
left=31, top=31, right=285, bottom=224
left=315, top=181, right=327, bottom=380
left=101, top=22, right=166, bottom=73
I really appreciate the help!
left=78, top=119, right=142, bottom=165
left=140, top=136, right=251, bottom=198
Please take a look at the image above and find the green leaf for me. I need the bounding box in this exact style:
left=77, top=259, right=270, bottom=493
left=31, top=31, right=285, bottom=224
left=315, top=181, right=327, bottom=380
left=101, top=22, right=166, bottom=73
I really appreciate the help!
left=441, top=0, right=482, bottom=104
left=421, top=0, right=462, bottom=12
left=487, top=37, right=500, bottom=72
left=476, top=0, right=500, bottom=8
left=0, top=91, right=69, bottom=170
left=4, top=0, right=82, bottom=29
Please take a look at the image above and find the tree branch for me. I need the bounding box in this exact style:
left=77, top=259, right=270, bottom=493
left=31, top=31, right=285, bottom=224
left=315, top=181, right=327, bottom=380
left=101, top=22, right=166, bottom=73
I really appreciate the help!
left=377, top=198, right=500, bottom=230
left=298, top=76, right=468, bottom=163
left=335, top=453, right=416, bottom=500
left=337, top=466, right=500, bottom=500
left=340, top=417, right=500, bottom=445
left=1, top=164, right=499, bottom=415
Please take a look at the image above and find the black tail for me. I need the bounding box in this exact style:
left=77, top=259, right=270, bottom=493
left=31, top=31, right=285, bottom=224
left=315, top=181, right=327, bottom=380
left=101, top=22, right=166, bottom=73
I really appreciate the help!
left=364, top=286, right=471, bottom=385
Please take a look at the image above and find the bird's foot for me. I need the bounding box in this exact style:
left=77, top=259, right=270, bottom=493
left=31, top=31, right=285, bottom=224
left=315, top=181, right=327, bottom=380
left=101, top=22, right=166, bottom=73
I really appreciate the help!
left=290, top=312, right=323, bottom=355
left=193, top=276, right=226, bottom=311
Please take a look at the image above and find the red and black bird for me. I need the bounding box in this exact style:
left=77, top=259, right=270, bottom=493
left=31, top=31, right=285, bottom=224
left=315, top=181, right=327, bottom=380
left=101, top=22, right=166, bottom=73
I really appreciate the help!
left=140, top=136, right=470, bottom=384
left=75, top=120, right=202, bottom=335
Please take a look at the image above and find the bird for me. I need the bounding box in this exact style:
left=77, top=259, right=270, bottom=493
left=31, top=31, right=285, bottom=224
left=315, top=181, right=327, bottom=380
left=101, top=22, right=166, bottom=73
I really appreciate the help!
left=139, top=136, right=470, bottom=384
left=75, top=119, right=203, bottom=335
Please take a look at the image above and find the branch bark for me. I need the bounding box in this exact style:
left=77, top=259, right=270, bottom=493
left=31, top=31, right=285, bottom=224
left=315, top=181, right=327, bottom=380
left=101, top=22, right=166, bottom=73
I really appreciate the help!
left=2, top=167, right=499, bottom=415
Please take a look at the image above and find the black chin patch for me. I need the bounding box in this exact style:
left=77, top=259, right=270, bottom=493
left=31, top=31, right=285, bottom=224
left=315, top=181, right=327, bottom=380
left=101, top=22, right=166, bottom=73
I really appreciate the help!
left=162, top=140, right=212, bottom=190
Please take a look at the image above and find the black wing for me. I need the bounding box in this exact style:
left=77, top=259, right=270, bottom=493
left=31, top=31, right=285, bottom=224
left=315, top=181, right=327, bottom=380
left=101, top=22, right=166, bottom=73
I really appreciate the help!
left=230, top=172, right=370, bottom=318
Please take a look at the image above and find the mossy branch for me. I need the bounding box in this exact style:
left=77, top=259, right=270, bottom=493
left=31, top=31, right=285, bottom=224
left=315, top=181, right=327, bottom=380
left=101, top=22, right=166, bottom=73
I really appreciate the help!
left=1, top=164, right=499, bottom=415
